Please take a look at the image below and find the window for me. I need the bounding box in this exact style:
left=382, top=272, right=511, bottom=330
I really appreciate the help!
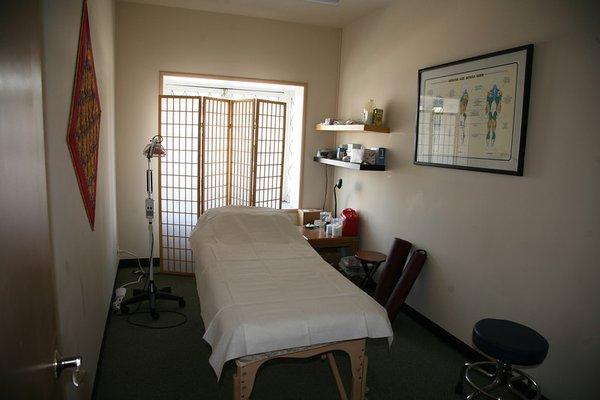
left=158, top=74, right=305, bottom=274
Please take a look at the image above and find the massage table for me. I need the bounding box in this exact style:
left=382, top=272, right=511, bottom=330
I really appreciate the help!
left=189, top=206, right=393, bottom=399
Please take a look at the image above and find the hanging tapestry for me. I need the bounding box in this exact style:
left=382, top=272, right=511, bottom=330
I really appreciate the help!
left=67, top=1, right=101, bottom=229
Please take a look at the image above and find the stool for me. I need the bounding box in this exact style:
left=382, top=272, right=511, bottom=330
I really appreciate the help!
left=455, top=318, right=549, bottom=400
left=355, top=251, right=387, bottom=289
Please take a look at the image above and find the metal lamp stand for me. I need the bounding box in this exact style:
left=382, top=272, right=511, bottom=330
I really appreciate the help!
left=121, top=144, right=185, bottom=320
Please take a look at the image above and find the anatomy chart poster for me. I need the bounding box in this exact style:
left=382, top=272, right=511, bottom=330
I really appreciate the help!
left=422, top=63, right=517, bottom=160
left=415, top=45, right=532, bottom=175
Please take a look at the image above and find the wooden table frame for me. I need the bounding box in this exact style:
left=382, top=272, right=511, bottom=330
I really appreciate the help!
left=233, top=339, right=367, bottom=400
left=297, top=226, right=359, bottom=254
left=231, top=228, right=366, bottom=399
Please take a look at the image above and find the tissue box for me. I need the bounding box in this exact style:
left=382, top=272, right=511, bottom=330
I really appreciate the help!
left=350, top=148, right=365, bottom=163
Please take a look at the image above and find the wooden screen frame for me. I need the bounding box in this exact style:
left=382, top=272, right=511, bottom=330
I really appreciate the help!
left=230, top=99, right=256, bottom=207
left=254, top=99, right=287, bottom=209
left=158, top=95, right=202, bottom=276
left=159, top=71, right=307, bottom=210
left=158, top=72, right=301, bottom=276
left=158, top=96, right=287, bottom=275
left=198, top=97, right=287, bottom=210
left=201, top=96, right=232, bottom=212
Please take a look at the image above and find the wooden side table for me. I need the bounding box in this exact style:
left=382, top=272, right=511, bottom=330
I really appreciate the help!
left=355, top=251, right=387, bottom=289
left=297, top=226, right=359, bottom=255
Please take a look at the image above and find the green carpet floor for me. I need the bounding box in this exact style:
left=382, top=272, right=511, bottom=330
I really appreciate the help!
left=92, top=268, right=498, bottom=399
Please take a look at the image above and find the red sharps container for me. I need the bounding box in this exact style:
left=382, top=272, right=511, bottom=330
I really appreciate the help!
left=341, top=208, right=358, bottom=236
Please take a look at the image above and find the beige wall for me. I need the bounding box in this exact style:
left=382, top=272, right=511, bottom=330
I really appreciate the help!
left=336, top=0, right=599, bottom=398
left=115, top=2, right=340, bottom=257
left=42, top=0, right=117, bottom=397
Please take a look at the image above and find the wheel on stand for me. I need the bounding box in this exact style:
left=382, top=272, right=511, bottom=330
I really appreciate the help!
left=455, top=362, right=468, bottom=395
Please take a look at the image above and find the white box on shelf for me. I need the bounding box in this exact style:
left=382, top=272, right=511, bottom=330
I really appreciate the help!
left=347, top=143, right=363, bottom=151
left=350, top=148, right=365, bottom=163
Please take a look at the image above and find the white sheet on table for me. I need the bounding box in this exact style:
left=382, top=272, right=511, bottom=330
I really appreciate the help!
left=189, top=206, right=393, bottom=378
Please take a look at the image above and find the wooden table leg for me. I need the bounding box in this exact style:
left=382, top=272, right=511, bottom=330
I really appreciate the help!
left=359, top=261, right=383, bottom=289
left=233, top=360, right=264, bottom=400
left=233, top=368, right=241, bottom=400
left=361, top=355, right=368, bottom=399
left=327, top=352, right=348, bottom=400
left=351, top=241, right=358, bottom=255
left=232, top=339, right=367, bottom=400
left=341, top=340, right=367, bottom=400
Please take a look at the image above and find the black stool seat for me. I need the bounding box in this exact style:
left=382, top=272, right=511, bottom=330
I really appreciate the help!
left=473, top=318, right=549, bottom=366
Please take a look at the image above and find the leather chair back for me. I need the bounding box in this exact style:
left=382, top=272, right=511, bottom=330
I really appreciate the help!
left=385, top=249, right=427, bottom=322
left=373, top=238, right=412, bottom=306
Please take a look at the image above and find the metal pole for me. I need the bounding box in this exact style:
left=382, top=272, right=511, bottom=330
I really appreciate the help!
left=147, top=157, right=154, bottom=282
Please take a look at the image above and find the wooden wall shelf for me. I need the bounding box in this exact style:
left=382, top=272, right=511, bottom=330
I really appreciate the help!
left=315, top=123, right=390, bottom=134
left=313, top=157, right=385, bottom=171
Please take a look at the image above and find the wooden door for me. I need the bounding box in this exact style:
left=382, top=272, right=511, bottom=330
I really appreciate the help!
left=0, top=1, right=61, bottom=398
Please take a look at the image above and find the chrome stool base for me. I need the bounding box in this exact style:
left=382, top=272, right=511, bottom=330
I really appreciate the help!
left=455, top=361, right=542, bottom=400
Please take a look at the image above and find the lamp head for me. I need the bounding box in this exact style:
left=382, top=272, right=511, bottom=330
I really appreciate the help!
left=143, top=135, right=166, bottom=159
left=334, top=178, right=342, bottom=189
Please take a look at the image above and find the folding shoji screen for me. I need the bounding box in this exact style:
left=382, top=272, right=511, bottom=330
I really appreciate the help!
left=230, top=99, right=255, bottom=206
left=201, top=97, right=230, bottom=212
left=158, top=96, right=286, bottom=275
left=158, top=95, right=200, bottom=275
left=254, top=100, right=286, bottom=208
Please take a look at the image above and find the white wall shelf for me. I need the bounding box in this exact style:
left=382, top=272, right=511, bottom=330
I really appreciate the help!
left=313, top=156, right=385, bottom=171
left=315, top=123, right=390, bottom=134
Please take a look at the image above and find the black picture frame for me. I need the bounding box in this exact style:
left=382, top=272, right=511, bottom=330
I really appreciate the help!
left=414, top=44, right=533, bottom=175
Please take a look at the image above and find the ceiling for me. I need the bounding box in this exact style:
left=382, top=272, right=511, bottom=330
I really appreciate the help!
left=120, top=0, right=393, bottom=27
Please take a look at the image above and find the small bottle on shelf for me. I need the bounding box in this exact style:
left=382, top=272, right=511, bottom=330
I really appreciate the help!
left=362, top=99, right=376, bottom=124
